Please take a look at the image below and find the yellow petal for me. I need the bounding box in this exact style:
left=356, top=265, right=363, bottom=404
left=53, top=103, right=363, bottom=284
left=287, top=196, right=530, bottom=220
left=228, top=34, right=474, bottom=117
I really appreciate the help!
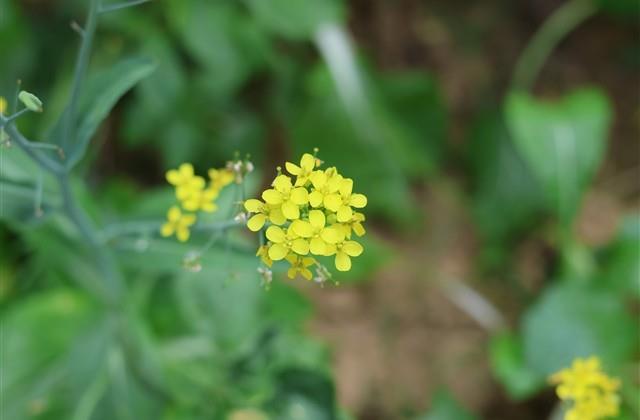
left=308, top=209, right=325, bottom=229
left=168, top=206, right=181, bottom=222
left=285, top=162, right=302, bottom=175
left=285, top=254, right=298, bottom=264
left=176, top=227, right=190, bottom=242
left=291, top=238, right=309, bottom=255
left=266, top=225, right=286, bottom=243
left=321, top=227, right=344, bottom=244
left=335, top=252, right=351, bottom=271
left=323, top=194, right=341, bottom=212
left=247, top=214, right=267, bottom=232
left=301, top=268, right=313, bottom=280
left=353, top=222, right=366, bottom=237
left=262, top=189, right=283, bottom=205
left=309, top=237, right=326, bottom=255
left=343, top=240, right=363, bottom=257
left=337, top=205, right=352, bottom=222
left=244, top=199, right=264, bottom=213
left=339, top=178, right=353, bottom=196
left=324, top=244, right=337, bottom=256
left=310, top=171, right=326, bottom=189
left=166, top=169, right=181, bottom=185
left=272, top=175, right=292, bottom=192
left=300, top=153, right=316, bottom=171
left=303, top=257, right=315, bottom=267
left=179, top=163, right=194, bottom=178
left=268, top=207, right=286, bottom=225
left=309, top=191, right=323, bottom=207
left=281, top=201, right=300, bottom=220
left=349, top=193, right=367, bottom=208
left=290, top=187, right=308, bottom=205
left=326, top=174, right=342, bottom=192
left=181, top=214, right=197, bottom=225
left=268, top=243, right=288, bottom=260
left=287, top=268, right=297, bottom=279
left=160, top=223, right=174, bottom=237
left=292, top=220, right=313, bottom=237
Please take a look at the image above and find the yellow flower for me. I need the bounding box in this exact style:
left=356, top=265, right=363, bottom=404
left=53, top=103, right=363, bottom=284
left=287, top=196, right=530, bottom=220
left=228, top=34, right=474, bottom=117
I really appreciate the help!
left=290, top=209, right=334, bottom=255
left=550, top=356, right=621, bottom=420
left=323, top=178, right=367, bottom=222
left=209, top=168, right=234, bottom=190
left=285, top=254, right=316, bottom=280
left=0, top=96, right=7, bottom=114
left=265, top=225, right=309, bottom=260
left=261, top=175, right=308, bottom=220
left=308, top=168, right=343, bottom=208
left=243, top=199, right=286, bottom=231
left=182, top=187, right=219, bottom=213
left=322, top=227, right=363, bottom=271
left=285, top=153, right=318, bottom=186
left=166, top=163, right=206, bottom=201
left=161, top=206, right=196, bottom=242
left=339, top=212, right=366, bottom=238
left=256, top=245, right=273, bottom=267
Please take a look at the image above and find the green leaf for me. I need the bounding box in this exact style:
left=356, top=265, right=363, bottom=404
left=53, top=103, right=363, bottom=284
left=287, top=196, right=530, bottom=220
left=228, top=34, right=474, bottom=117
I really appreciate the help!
left=416, top=389, right=477, bottom=420
left=489, top=331, right=543, bottom=399
left=522, top=282, right=636, bottom=378
left=66, top=57, right=156, bottom=167
left=598, top=214, right=640, bottom=297
left=246, top=0, right=344, bottom=40
left=267, top=368, right=338, bottom=420
left=505, top=89, right=612, bottom=225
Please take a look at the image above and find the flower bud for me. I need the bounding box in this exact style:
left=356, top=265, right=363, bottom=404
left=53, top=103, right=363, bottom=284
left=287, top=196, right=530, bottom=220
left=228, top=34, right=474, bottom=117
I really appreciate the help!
left=19, top=91, right=43, bottom=112
left=0, top=96, right=7, bottom=114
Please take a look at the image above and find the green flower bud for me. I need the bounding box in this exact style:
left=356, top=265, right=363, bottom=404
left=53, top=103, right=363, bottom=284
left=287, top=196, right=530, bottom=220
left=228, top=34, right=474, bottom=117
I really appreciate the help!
left=18, top=91, right=43, bottom=112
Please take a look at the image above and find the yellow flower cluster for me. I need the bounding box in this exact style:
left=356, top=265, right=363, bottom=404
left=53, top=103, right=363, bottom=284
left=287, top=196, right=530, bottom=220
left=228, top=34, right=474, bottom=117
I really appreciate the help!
left=244, top=152, right=367, bottom=280
left=549, top=356, right=621, bottom=420
left=161, top=163, right=233, bottom=242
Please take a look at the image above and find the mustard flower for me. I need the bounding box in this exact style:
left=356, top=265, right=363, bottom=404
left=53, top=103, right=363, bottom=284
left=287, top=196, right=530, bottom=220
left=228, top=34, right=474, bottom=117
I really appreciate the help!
left=549, top=356, right=621, bottom=420
left=290, top=209, right=333, bottom=255
left=285, top=153, right=318, bottom=186
left=256, top=245, right=273, bottom=267
left=323, top=178, right=367, bottom=222
left=208, top=168, right=234, bottom=190
left=285, top=254, right=316, bottom=280
left=182, top=187, right=219, bottom=213
left=339, top=212, right=366, bottom=238
left=161, top=206, right=196, bottom=242
left=166, top=163, right=206, bottom=201
left=262, top=175, right=308, bottom=220
left=243, top=199, right=286, bottom=231
left=308, top=168, right=343, bottom=208
left=322, top=227, right=364, bottom=271
left=265, top=225, right=309, bottom=260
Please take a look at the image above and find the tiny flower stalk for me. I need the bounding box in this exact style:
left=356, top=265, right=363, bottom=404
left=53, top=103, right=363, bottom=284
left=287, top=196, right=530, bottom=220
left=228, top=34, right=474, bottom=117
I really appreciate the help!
left=244, top=150, right=368, bottom=282
left=549, top=356, right=621, bottom=420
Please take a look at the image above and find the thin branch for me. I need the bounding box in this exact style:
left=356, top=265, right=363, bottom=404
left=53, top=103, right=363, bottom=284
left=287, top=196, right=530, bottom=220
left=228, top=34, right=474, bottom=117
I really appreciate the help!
left=0, top=108, right=29, bottom=127
left=99, top=0, right=151, bottom=14
left=70, top=21, right=86, bottom=38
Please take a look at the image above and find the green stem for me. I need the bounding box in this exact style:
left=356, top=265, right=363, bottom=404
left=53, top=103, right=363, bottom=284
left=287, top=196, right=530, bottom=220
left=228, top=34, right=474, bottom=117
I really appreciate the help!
left=61, top=0, right=100, bottom=153
left=510, top=0, right=598, bottom=92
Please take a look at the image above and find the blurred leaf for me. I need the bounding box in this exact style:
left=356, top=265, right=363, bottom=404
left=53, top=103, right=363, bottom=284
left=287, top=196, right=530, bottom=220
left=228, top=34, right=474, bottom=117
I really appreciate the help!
left=522, top=282, right=636, bottom=378
left=489, top=331, right=543, bottom=399
left=267, top=367, right=338, bottom=420
left=246, top=0, right=344, bottom=40
left=416, top=389, right=477, bottom=420
left=505, top=89, right=611, bottom=225
left=598, top=214, right=640, bottom=297
left=0, top=178, right=55, bottom=224
left=66, top=57, right=155, bottom=165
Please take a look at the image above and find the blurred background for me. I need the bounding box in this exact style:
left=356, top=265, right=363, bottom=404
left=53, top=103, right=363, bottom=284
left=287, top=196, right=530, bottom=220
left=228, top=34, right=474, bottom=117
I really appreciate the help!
left=1, top=0, right=638, bottom=419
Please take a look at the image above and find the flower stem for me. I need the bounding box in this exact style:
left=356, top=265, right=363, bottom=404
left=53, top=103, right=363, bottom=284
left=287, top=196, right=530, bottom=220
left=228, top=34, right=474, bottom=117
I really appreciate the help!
left=510, top=0, right=598, bottom=92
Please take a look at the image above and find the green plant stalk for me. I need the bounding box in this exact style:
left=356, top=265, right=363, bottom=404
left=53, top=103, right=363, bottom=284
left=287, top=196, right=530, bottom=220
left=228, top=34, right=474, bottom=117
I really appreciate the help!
left=510, top=0, right=598, bottom=92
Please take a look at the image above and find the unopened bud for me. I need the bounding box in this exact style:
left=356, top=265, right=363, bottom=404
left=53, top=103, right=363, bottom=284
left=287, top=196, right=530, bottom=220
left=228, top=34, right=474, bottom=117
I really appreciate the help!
left=19, top=91, right=43, bottom=113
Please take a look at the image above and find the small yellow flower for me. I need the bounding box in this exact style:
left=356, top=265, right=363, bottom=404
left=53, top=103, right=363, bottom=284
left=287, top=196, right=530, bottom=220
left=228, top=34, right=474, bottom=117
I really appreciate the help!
left=322, top=227, right=363, bottom=271
left=256, top=245, right=273, bottom=267
left=285, top=153, right=318, bottom=186
left=308, top=168, right=343, bottom=208
left=285, top=254, right=316, bottom=280
left=261, top=175, right=308, bottom=220
left=161, top=206, right=196, bottom=242
left=0, top=96, right=7, bottom=114
left=290, top=209, right=334, bottom=255
left=339, top=212, right=366, bottom=238
left=265, top=225, right=309, bottom=260
left=166, top=163, right=206, bottom=201
left=182, top=187, right=219, bottom=213
left=243, top=198, right=286, bottom=231
left=208, top=168, right=234, bottom=190
left=323, top=178, right=367, bottom=222
left=550, top=356, right=621, bottom=420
